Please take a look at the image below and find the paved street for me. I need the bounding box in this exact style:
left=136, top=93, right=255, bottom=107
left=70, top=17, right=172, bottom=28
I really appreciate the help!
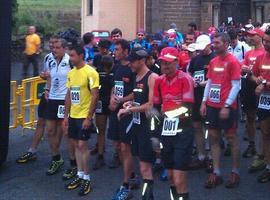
left=1, top=122, right=270, bottom=200
left=1, top=63, right=270, bottom=200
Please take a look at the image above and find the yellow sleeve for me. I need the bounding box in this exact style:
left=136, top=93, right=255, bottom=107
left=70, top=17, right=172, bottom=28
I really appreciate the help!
left=88, top=69, right=99, bottom=90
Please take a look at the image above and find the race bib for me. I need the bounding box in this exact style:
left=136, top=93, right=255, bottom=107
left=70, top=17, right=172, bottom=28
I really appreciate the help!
left=161, top=118, right=179, bottom=136
left=70, top=86, right=80, bottom=105
left=133, top=102, right=141, bottom=125
left=194, top=70, right=205, bottom=83
left=258, top=93, right=270, bottom=110
left=57, top=105, right=65, bottom=119
left=95, top=101, right=102, bottom=113
left=209, top=84, right=221, bottom=103
left=115, top=81, right=124, bottom=98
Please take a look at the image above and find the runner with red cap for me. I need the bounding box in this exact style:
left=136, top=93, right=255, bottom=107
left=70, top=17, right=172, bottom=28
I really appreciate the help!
left=153, top=47, right=194, bottom=200
left=241, top=28, right=266, bottom=173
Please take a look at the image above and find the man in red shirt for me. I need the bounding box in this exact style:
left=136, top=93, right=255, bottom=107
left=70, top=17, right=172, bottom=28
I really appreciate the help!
left=200, top=33, right=241, bottom=189
left=153, top=47, right=194, bottom=200
left=241, top=28, right=265, bottom=166
left=251, top=27, right=270, bottom=183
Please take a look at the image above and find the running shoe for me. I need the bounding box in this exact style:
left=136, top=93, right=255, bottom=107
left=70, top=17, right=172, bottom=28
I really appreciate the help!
left=129, top=175, right=141, bottom=190
left=112, top=186, right=133, bottom=200
left=242, top=144, right=256, bottom=158
left=78, top=179, right=92, bottom=196
left=63, top=167, right=77, bottom=180
left=16, top=152, right=37, bottom=164
left=258, top=169, right=270, bottom=183
left=248, top=155, right=266, bottom=173
left=46, top=159, right=64, bottom=176
left=205, top=173, right=223, bottom=189
left=65, top=176, right=82, bottom=190
left=225, top=172, right=240, bottom=188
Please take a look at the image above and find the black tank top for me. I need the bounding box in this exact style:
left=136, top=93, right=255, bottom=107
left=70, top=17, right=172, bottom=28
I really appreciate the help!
left=133, top=70, right=152, bottom=119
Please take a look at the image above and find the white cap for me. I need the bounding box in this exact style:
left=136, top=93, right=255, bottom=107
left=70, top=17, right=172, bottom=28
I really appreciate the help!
left=195, top=34, right=211, bottom=51
left=186, top=43, right=196, bottom=52
left=167, top=29, right=176, bottom=34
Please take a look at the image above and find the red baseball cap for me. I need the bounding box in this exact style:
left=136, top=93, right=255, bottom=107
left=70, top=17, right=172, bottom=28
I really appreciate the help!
left=158, top=47, right=178, bottom=62
left=246, top=28, right=265, bottom=38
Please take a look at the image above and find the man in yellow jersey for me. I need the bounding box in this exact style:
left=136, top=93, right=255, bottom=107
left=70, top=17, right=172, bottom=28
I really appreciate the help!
left=23, top=26, right=41, bottom=78
left=63, top=45, right=99, bottom=196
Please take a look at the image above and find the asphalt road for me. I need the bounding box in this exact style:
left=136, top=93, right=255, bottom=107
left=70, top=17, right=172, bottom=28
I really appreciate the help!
left=1, top=122, right=270, bottom=200
left=2, top=62, right=270, bottom=200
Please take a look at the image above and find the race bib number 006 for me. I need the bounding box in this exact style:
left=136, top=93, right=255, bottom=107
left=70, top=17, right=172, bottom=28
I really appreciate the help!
left=71, top=86, right=80, bottom=105
left=57, top=105, right=65, bottom=119
left=115, top=81, right=124, bottom=98
left=209, top=84, right=221, bottom=103
left=258, top=93, right=270, bottom=110
left=162, top=118, right=179, bottom=136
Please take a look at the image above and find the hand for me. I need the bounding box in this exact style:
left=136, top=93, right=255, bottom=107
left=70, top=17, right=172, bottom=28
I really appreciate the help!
left=117, top=108, right=129, bottom=120
left=82, top=118, right=91, bottom=130
left=40, top=71, right=50, bottom=79
left=256, top=76, right=264, bottom=85
left=219, top=107, right=230, bottom=120
left=241, top=65, right=252, bottom=75
left=200, top=102, right=207, bottom=117
left=123, top=101, right=133, bottom=109
left=44, top=90, right=49, bottom=101
left=255, top=84, right=265, bottom=96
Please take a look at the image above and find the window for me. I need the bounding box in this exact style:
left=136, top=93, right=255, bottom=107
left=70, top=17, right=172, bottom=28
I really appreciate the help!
left=88, top=0, right=93, bottom=16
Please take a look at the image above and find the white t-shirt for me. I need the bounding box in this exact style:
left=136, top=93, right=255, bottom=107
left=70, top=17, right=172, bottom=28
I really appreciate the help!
left=228, top=41, right=251, bottom=63
left=48, top=53, right=71, bottom=100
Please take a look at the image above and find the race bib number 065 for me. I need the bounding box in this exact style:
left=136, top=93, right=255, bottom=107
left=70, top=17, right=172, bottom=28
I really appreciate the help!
left=71, top=86, right=80, bottom=105
left=162, top=118, right=179, bottom=136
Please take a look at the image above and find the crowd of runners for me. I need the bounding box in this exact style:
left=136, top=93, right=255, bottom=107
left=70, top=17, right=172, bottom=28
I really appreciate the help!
left=15, top=21, right=270, bottom=200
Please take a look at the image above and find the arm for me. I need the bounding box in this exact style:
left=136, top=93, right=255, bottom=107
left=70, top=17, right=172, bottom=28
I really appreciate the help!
left=64, top=89, right=71, bottom=118
left=87, top=87, right=99, bottom=120
left=224, top=80, right=240, bottom=106
left=202, top=79, right=212, bottom=102
left=128, top=73, right=158, bottom=113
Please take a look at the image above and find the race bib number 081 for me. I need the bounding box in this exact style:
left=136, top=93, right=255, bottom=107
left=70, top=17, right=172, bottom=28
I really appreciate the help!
left=162, top=118, right=179, bottom=136
left=258, top=93, right=270, bottom=110
left=209, top=84, right=221, bottom=103
left=71, top=86, right=80, bottom=105
left=57, top=105, right=65, bottom=119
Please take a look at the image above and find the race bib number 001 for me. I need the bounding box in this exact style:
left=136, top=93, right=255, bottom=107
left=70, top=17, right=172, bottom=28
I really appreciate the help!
left=161, top=118, right=179, bottom=136
left=133, top=102, right=141, bottom=125
left=71, top=86, right=80, bottom=105
left=258, top=93, right=270, bottom=110
left=209, top=84, right=221, bottom=103
left=194, top=70, right=205, bottom=83
left=57, top=105, right=65, bottom=119
left=95, top=101, right=102, bottom=113
left=115, top=81, right=124, bottom=98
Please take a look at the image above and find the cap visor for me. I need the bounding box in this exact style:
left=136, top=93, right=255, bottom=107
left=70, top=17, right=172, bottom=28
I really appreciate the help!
left=158, top=56, right=175, bottom=62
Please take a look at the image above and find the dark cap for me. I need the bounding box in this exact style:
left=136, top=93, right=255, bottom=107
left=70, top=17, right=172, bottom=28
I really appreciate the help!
left=126, top=47, right=148, bottom=62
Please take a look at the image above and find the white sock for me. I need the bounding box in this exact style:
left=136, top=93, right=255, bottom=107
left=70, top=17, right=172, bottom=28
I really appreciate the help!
left=77, top=171, right=84, bottom=179
left=213, top=169, right=221, bottom=176
left=28, top=148, right=37, bottom=154
left=198, top=154, right=206, bottom=161
left=232, top=168, right=240, bottom=175
left=83, top=174, right=90, bottom=181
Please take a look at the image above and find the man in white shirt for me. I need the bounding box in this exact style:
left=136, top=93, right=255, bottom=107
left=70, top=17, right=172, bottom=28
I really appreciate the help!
left=228, top=29, right=251, bottom=63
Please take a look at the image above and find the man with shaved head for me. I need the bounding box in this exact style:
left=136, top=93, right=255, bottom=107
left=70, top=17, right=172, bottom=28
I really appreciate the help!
left=23, top=26, right=41, bottom=78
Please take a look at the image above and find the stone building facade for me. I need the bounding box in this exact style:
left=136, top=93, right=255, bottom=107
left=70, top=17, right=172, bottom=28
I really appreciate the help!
left=81, top=0, right=270, bottom=40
